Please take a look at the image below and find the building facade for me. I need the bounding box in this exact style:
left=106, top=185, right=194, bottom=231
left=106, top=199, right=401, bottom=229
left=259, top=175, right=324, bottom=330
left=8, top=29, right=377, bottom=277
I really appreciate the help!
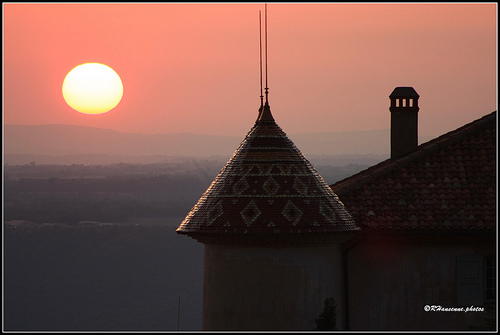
left=177, top=102, right=359, bottom=330
left=177, top=88, right=497, bottom=331
left=332, top=93, right=496, bottom=330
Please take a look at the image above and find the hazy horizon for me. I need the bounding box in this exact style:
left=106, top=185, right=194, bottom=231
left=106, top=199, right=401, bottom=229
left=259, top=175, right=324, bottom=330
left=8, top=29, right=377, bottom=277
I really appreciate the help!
left=5, top=123, right=415, bottom=165
left=3, top=119, right=454, bottom=137
left=4, top=121, right=394, bottom=137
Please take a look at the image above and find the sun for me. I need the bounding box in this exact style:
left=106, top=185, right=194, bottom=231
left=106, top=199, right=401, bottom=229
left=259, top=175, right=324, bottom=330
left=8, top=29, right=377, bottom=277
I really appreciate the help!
left=62, top=63, right=123, bottom=115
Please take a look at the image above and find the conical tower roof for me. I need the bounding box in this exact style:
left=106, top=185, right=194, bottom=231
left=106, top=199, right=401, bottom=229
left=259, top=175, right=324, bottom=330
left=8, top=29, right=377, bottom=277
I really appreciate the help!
left=176, top=103, right=359, bottom=245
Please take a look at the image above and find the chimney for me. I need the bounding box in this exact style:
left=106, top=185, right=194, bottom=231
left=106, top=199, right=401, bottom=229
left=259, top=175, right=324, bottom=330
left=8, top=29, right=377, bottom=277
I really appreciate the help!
left=389, top=87, right=419, bottom=159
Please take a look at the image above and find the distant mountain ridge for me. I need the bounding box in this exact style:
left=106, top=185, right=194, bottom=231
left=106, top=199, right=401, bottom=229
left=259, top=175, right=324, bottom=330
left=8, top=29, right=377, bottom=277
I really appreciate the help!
left=4, top=124, right=241, bottom=157
left=4, top=124, right=432, bottom=164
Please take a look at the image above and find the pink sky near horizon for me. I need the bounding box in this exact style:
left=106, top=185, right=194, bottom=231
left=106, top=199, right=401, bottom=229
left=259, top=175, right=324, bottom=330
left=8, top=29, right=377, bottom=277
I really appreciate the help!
left=3, top=3, right=497, bottom=138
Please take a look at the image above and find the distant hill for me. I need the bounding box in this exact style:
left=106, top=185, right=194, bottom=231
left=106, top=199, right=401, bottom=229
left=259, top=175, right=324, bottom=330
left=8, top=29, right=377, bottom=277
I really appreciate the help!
left=4, top=124, right=433, bottom=165
left=4, top=124, right=241, bottom=157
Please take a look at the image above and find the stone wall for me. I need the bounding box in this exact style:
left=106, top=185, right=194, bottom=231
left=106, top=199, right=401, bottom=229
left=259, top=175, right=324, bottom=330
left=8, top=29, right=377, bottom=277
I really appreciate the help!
left=346, top=234, right=495, bottom=330
left=202, top=244, right=344, bottom=331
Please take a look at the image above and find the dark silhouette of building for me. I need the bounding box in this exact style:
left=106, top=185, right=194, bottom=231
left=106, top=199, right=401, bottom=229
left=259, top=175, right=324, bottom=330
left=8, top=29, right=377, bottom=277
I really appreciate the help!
left=178, top=87, right=497, bottom=330
left=389, top=86, right=420, bottom=158
left=331, top=90, right=496, bottom=330
left=177, top=101, right=359, bottom=330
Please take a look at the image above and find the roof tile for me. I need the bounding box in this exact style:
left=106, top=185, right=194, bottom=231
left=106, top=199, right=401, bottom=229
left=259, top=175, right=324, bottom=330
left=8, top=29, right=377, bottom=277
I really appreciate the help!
left=331, top=111, right=497, bottom=232
left=177, top=104, right=359, bottom=244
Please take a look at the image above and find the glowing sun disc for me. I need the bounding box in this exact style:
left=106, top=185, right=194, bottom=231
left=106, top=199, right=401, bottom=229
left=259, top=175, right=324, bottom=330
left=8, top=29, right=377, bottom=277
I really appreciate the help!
left=62, top=63, right=123, bottom=115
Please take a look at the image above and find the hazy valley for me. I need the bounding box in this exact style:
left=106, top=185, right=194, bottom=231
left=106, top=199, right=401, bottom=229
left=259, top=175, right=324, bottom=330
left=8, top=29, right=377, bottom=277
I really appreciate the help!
left=4, top=156, right=378, bottom=330
left=4, top=123, right=418, bottom=331
left=2, top=123, right=425, bottom=165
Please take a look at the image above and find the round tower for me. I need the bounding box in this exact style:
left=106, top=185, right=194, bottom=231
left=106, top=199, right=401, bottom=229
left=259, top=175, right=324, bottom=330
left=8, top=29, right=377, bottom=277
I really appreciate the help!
left=177, top=102, right=359, bottom=331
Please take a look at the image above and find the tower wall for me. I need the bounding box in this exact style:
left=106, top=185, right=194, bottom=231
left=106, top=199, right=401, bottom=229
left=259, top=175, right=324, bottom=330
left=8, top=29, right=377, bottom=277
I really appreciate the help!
left=202, top=243, right=345, bottom=331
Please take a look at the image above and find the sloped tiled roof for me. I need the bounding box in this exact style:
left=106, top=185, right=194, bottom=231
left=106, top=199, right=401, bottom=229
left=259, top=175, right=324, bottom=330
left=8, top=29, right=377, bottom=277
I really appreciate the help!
left=331, top=111, right=497, bottom=232
left=177, top=104, right=359, bottom=245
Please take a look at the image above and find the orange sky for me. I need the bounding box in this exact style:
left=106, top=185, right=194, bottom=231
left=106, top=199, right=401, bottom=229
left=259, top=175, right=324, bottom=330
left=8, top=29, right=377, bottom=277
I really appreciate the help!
left=3, top=3, right=497, bottom=138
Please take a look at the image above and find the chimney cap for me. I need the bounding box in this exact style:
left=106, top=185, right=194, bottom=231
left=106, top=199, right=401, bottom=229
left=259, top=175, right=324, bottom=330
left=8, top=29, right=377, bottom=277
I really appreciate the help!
left=390, top=87, right=419, bottom=98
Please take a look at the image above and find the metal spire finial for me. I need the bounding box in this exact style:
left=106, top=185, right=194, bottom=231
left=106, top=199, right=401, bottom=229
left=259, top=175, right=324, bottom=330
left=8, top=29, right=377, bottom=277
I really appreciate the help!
left=257, top=4, right=274, bottom=122
left=264, top=3, right=269, bottom=106
left=259, top=10, right=264, bottom=111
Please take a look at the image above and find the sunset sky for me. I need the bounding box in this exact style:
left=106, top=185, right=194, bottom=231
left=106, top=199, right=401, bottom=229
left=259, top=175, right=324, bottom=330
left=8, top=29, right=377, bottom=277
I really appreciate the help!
left=3, top=3, right=497, bottom=138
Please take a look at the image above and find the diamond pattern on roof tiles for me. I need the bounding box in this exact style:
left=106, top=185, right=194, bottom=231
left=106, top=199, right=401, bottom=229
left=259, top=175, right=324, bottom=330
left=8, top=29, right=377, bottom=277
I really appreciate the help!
left=282, top=200, right=303, bottom=226
left=331, top=111, right=497, bottom=232
left=240, top=200, right=262, bottom=226
left=177, top=105, right=358, bottom=240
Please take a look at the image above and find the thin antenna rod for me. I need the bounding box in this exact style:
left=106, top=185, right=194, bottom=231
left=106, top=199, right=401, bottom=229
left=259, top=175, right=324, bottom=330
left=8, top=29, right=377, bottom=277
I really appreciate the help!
left=259, top=10, right=264, bottom=109
left=264, top=3, right=269, bottom=105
